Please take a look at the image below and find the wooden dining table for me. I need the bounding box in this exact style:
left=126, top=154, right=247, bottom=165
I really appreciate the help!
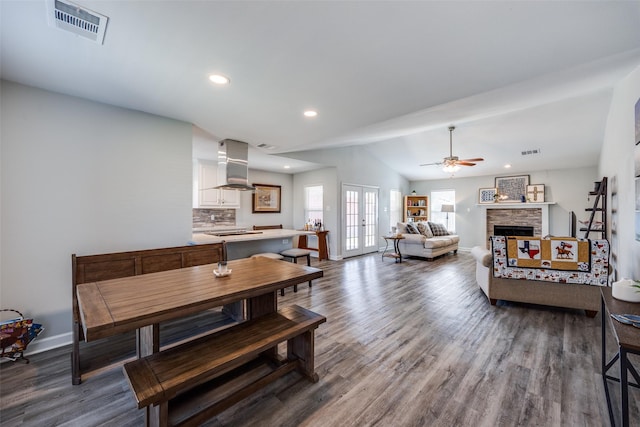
left=76, top=256, right=323, bottom=358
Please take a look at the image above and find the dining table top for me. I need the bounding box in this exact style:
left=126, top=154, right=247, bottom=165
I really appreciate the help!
left=76, top=257, right=323, bottom=342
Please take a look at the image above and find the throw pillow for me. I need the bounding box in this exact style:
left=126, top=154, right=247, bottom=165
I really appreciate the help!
left=406, top=222, right=419, bottom=234
left=396, top=222, right=408, bottom=234
left=416, top=221, right=433, bottom=238
left=428, top=221, right=449, bottom=237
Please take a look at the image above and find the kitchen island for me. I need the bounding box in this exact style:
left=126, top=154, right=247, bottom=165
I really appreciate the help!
left=190, top=228, right=315, bottom=260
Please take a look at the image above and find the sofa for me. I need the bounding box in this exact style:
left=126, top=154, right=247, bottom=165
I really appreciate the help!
left=471, top=236, right=609, bottom=316
left=396, top=221, right=459, bottom=260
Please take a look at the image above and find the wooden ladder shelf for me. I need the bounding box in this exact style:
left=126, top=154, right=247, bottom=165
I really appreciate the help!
left=582, top=177, right=607, bottom=239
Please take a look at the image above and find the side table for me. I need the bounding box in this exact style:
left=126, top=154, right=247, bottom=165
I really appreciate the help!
left=601, top=287, right=640, bottom=427
left=381, top=235, right=404, bottom=263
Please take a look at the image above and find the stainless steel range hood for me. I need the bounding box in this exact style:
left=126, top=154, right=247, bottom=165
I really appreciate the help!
left=214, top=139, right=256, bottom=191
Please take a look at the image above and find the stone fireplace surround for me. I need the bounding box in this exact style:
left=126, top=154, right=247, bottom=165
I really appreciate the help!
left=481, top=203, right=554, bottom=247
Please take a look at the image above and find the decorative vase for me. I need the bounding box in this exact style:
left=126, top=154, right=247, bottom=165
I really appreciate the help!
left=612, top=278, right=640, bottom=303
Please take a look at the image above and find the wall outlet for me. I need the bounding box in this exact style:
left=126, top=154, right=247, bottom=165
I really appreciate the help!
left=282, top=239, right=288, bottom=244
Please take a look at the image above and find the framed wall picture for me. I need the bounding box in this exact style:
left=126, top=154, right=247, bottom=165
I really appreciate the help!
left=478, top=187, right=497, bottom=204
left=495, top=175, right=530, bottom=202
left=526, top=184, right=545, bottom=203
left=252, top=184, right=281, bottom=213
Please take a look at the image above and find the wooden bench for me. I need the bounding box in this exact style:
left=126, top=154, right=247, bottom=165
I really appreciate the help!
left=123, top=304, right=326, bottom=427
left=72, top=243, right=225, bottom=385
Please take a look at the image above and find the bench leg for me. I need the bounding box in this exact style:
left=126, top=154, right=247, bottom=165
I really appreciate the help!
left=146, top=401, right=168, bottom=427
left=71, top=321, right=81, bottom=385
left=288, top=329, right=319, bottom=383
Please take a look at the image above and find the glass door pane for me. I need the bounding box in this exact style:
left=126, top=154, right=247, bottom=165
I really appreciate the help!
left=345, top=188, right=359, bottom=252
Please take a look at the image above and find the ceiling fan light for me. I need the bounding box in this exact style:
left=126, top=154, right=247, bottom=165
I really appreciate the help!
left=443, top=164, right=461, bottom=173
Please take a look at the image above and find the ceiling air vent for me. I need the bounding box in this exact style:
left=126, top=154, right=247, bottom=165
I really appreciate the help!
left=46, top=0, right=109, bottom=44
left=521, top=148, right=542, bottom=156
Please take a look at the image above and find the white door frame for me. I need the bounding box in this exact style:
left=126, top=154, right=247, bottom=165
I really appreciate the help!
left=342, top=184, right=379, bottom=258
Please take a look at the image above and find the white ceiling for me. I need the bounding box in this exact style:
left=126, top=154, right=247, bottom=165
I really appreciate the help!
left=2, top=1, right=640, bottom=179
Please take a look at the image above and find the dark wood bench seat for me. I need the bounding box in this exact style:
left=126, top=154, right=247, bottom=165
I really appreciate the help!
left=123, top=304, right=326, bottom=427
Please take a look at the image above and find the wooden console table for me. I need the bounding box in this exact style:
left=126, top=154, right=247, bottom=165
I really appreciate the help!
left=298, top=230, right=329, bottom=260
left=601, top=287, right=640, bottom=427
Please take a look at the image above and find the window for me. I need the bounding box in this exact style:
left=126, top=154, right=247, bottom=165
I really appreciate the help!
left=390, top=189, right=402, bottom=231
left=305, top=185, right=323, bottom=226
left=430, top=190, right=456, bottom=231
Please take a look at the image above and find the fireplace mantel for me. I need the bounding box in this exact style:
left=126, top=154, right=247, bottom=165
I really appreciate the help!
left=477, top=202, right=556, bottom=209
left=478, top=202, right=556, bottom=247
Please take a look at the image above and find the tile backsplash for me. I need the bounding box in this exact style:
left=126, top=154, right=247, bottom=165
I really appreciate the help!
left=193, top=208, right=236, bottom=229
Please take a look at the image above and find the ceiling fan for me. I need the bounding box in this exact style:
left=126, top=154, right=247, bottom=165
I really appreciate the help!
left=420, top=126, right=484, bottom=173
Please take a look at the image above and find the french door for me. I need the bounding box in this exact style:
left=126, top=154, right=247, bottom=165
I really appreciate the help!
left=342, top=184, right=379, bottom=258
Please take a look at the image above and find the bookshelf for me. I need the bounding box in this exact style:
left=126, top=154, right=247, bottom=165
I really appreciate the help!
left=404, top=195, right=428, bottom=222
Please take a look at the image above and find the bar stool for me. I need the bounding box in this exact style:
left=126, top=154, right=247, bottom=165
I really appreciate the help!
left=280, top=248, right=313, bottom=290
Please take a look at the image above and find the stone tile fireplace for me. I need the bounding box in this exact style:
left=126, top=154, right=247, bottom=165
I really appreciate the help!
left=481, top=203, right=554, bottom=247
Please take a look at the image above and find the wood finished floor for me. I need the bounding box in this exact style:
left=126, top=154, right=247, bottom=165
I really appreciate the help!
left=1, top=252, right=638, bottom=426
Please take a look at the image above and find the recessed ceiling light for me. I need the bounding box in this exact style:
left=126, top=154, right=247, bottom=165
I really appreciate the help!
left=283, top=165, right=291, bottom=169
left=504, top=164, right=512, bottom=168
left=209, top=74, right=230, bottom=85
left=303, top=110, right=318, bottom=118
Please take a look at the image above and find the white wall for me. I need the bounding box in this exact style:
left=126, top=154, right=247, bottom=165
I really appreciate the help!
left=599, top=65, right=640, bottom=281
left=236, top=169, right=294, bottom=228
left=1, top=81, right=193, bottom=341
left=409, top=166, right=598, bottom=249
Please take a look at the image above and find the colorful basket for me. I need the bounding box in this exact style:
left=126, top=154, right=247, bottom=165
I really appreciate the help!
left=0, top=309, right=44, bottom=363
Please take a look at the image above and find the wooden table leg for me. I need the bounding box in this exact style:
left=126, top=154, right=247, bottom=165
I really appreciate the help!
left=248, top=292, right=279, bottom=360
left=137, top=324, right=162, bottom=426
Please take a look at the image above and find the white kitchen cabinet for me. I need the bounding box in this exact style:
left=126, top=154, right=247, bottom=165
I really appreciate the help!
left=197, top=160, right=240, bottom=208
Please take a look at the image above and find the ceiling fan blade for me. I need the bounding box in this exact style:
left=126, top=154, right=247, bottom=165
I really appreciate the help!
left=420, top=127, right=487, bottom=169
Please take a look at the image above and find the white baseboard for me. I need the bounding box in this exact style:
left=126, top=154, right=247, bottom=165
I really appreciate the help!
left=25, top=331, right=72, bottom=356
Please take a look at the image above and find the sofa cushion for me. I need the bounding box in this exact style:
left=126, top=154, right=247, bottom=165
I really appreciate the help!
left=422, top=235, right=458, bottom=249
left=416, top=221, right=434, bottom=238
left=428, top=222, right=449, bottom=236
left=396, top=222, right=408, bottom=234
left=401, top=234, right=427, bottom=245
left=406, top=222, right=419, bottom=234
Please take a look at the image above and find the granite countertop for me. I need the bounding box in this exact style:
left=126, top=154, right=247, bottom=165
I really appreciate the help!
left=189, top=228, right=314, bottom=244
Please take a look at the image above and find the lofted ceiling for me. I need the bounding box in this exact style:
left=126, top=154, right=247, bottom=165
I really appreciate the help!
left=2, top=1, right=640, bottom=180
